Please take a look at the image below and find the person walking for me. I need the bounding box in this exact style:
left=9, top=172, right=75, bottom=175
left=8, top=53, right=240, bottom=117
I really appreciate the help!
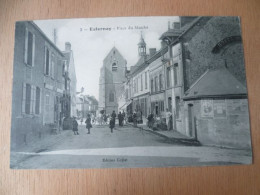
left=133, top=110, right=137, bottom=127
left=72, top=117, right=79, bottom=135
left=85, top=114, right=92, bottom=134
left=109, top=116, right=115, bottom=133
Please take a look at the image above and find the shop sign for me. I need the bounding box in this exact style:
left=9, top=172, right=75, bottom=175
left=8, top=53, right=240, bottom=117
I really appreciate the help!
left=44, top=83, right=54, bottom=90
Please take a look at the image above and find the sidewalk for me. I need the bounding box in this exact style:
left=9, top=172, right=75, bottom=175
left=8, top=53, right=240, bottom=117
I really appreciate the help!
left=10, top=129, right=73, bottom=167
left=128, top=121, right=201, bottom=146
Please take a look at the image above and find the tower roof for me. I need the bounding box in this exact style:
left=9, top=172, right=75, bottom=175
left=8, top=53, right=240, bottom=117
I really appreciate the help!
left=138, top=32, right=146, bottom=46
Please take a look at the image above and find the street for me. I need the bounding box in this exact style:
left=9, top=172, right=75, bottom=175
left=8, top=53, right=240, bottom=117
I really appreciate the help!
left=11, top=124, right=252, bottom=169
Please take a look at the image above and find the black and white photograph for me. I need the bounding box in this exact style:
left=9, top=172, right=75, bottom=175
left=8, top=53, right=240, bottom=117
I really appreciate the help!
left=10, top=16, right=252, bottom=169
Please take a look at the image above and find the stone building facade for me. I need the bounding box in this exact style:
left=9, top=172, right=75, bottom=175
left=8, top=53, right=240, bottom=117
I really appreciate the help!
left=62, top=42, right=77, bottom=117
left=123, top=16, right=250, bottom=149
left=11, top=21, right=78, bottom=150
left=98, top=47, right=127, bottom=114
left=11, top=21, right=66, bottom=150
left=163, top=16, right=251, bottom=149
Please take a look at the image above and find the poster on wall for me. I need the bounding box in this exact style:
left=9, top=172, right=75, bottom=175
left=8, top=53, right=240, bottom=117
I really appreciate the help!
left=10, top=16, right=252, bottom=169
left=213, top=100, right=227, bottom=118
left=201, top=99, right=214, bottom=118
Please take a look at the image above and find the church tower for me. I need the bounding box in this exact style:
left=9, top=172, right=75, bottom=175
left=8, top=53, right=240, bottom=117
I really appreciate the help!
left=98, top=47, right=127, bottom=114
left=138, top=32, right=146, bottom=57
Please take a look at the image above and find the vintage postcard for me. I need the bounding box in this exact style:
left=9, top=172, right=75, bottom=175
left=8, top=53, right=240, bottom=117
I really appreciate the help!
left=10, top=16, right=252, bottom=169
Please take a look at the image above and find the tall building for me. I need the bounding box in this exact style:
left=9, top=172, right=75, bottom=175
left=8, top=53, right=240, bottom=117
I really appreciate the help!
left=98, top=47, right=127, bottom=114
left=11, top=21, right=65, bottom=150
left=62, top=42, right=77, bottom=117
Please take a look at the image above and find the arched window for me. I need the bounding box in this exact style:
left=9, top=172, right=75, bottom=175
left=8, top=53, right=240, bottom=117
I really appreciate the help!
left=112, top=62, right=117, bottom=71
left=109, top=92, right=114, bottom=102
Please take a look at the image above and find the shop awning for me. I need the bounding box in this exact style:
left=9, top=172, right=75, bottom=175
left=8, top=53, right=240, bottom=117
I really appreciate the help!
left=119, top=101, right=132, bottom=110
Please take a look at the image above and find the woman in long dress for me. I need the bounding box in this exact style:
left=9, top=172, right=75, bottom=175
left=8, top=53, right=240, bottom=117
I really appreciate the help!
left=85, top=114, right=92, bottom=134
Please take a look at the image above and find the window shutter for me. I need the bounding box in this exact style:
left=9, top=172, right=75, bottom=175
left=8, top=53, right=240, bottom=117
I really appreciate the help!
left=32, top=34, right=35, bottom=67
left=52, top=54, right=55, bottom=79
left=30, top=85, right=35, bottom=114
left=24, top=28, right=28, bottom=64
left=39, top=88, right=41, bottom=114
left=22, top=83, right=26, bottom=114
left=44, top=46, right=46, bottom=74
left=49, top=51, right=51, bottom=76
left=33, top=86, right=36, bottom=114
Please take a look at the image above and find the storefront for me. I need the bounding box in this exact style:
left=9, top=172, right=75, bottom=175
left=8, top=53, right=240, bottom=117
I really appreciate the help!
left=150, top=93, right=165, bottom=117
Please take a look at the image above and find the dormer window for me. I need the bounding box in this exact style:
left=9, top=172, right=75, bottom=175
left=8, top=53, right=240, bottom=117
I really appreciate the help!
left=112, top=62, right=117, bottom=71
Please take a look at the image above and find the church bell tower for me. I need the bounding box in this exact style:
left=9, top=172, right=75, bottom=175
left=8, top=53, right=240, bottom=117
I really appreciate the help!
left=138, top=32, right=146, bottom=57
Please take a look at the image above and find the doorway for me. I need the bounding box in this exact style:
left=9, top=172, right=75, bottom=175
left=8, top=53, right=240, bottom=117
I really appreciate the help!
left=188, top=104, right=194, bottom=137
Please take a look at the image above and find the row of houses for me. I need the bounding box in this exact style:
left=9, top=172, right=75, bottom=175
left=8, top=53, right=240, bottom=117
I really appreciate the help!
left=115, top=16, right=251, bottom=149
left=11, top=21, right=77, bottom=150
left=76, top=93, right=99, bottom=118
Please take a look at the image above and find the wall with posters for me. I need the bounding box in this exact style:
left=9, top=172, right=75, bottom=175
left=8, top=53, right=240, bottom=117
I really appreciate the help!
left=184, top=98, right=251, bottom=149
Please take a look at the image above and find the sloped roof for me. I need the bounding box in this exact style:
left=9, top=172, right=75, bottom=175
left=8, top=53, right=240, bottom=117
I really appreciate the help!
left=159, top=29, right=183, bottom=40
left=184, top=68, right=247, bottom=100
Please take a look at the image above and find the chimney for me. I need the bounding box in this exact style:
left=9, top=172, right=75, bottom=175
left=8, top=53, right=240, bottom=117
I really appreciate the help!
left=65, top=42, right=71, bottom=51
left=149, top=48, right=157, bottom=56
left=173, top=22, right=180, bottom=30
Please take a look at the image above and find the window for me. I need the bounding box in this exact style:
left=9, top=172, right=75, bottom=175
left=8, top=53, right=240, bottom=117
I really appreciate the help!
left=62, top=60, right=67, bottom=75
left=174, top=63, right=178, bottom=86
left=151, top=79, right=154, bottom=93
left=51, top=53, right=55, bottom=78
left=22, top=83, right=38, bottom=115
left=159, top=101, right=164, bottom=113
left=109, top=92, right=114, bottom=102
left=126, top=89, right=128, bottom=99
left=25, top=84, right=31, bottom=114
left=112, top=63, right=117, bottom=71
left=45, top=94, right=50, bottom=112
left=45, top=47, right=50, bottom=75
left=159, top=74, right=163, bottom=91
left=167, top=67, right=171, bottom=88
left=35, top=87, right=40, bottom=114
left=175, top=96, right=180, bottom=118
left=155, top=76, right=158, bottom=92
left=145, top=72, right=148, bottom=89
left=137, top=78, right=139, bottom=92
left=24, top=29, right=35, bottom=66
left=141, top=74, right=143, bottom=91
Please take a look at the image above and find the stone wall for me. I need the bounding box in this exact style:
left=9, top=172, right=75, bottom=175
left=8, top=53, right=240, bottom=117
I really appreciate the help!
left=184, top=98, right=251, bottom=149
left=182, top=17, right=246, bottom=91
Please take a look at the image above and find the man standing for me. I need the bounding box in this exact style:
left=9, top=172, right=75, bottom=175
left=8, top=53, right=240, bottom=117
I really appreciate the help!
left=110, top=111, right=116, bottom=133
left=72, top=117, right=79, bottom=135
left=165, top=108, right=172, bottom=130
left=122, top=110, right=126, bottom=125
left=118, top=112, right=123, bottom=126
left=85, top=114, right=92, bottom=134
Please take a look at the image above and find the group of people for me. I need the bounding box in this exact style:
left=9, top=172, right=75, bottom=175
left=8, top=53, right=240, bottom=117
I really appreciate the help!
left=72, top=110, right=127, bottom=135
left=72, top=114, right=92, bottom=135
left=147, top=108, right=173, bottom=130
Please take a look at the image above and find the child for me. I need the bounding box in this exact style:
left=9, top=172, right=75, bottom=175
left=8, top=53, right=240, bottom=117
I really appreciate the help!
left=109, top=117, right=115, bottom=133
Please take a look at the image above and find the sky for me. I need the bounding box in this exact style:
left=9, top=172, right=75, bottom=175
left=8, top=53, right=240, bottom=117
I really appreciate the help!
left=34, top=16, right=178, bottom=100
